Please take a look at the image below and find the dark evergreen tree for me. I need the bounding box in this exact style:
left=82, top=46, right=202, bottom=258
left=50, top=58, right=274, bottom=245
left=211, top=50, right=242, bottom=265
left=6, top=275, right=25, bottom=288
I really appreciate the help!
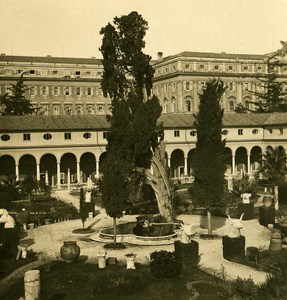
left=239, top=42, right=287, bottom=113
left=100, top=11, right=171, bottom=246
left=0, top=72, right=37, bottom=115
left=249, top=62, right=287, bottom=112
left=79, top=188, right=86, bottom=228
left=192, top=78, right=227, bottom=235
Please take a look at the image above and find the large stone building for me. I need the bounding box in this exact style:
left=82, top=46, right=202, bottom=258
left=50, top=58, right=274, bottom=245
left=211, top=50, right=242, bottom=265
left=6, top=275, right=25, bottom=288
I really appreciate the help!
left=0, top=113, right=286, bottom=185
left=0, top=50, right=286, bottom=115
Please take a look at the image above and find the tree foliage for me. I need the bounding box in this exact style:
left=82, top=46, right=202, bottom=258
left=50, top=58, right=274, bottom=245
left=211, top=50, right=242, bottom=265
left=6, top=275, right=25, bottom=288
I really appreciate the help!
left=0, top=72, right=37, bottom=115
left=249, top=63, right=287, bottom=112
left=99, top=11, right=164, bottom=221
left=192, top=78, right=227, bottom=208
left=257, top=146, right=287, bottom=184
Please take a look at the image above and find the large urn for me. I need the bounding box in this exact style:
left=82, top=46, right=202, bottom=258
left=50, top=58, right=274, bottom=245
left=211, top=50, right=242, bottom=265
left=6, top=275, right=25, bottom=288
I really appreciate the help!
left=60, top=241, right=80, bottom=263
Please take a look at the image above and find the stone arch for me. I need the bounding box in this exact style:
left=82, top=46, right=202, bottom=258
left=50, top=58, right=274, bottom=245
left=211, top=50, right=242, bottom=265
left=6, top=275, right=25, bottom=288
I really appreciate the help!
left=235, top=147, right=247, bottom=174
left=170, top=149, right=184, bottom=178
left=80, top=152, right=96, bottom=182
left=163, top=98, right=168, bottom=113
left=99, top=152, right=107, bottom=175
left=60, top=153, right=77, bottom=184
left=187, top=149, right=195, bottom=176
left=243, top=96, right=251, bottom=110
left=0, top=155, right=16, bottom=178
left=224, top=147, right=232, bottom=174
left=40, top=153, right=57, bottom=186
left=250, top=146, right=262, bottom=174
left=171, top=96, right=176, bottom=113
left=228, top=96, right=236, bottom=112
left=185, top=96, right=192, bottom=112
left=19, top=154, right=36, bottom=178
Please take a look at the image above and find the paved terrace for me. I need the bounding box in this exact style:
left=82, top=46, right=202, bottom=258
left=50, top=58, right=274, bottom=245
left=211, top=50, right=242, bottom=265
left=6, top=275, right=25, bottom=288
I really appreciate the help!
left=0, top=190, right=272, bottom=296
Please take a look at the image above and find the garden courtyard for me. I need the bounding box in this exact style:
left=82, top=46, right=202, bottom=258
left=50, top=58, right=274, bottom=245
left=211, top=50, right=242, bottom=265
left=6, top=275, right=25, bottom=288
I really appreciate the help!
left=1, top=189, right=286, bottom=299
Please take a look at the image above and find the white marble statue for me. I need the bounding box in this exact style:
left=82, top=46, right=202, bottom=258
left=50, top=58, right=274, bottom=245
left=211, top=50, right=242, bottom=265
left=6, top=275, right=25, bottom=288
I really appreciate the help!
left=180, top=223, right=195, bottom=244
left=0, top=208, right=15, bottom=228
left=227, top=213, right=244, bottom=238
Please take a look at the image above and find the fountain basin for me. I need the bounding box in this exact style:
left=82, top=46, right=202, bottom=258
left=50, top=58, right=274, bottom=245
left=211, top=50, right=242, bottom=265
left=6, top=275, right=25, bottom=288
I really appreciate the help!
left=91, top=222, right=181, bottom=246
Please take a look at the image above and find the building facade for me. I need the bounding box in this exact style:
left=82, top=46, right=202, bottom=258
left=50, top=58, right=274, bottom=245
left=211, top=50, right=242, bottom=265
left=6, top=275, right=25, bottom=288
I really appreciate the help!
left=0, top=113, right=286, bottom=186
left=0, top=50, right=286, bottom=115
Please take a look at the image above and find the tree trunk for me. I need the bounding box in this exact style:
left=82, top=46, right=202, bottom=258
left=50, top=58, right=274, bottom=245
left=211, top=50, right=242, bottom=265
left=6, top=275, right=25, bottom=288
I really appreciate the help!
left=207, top=210, right=212, bottom=235
left=147, top=141, right=174, bottom=222
left=113, top=217, right=117, bottom=245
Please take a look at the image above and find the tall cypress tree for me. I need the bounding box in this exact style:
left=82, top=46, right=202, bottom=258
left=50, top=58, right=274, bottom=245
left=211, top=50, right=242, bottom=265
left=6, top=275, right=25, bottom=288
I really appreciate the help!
left=192, top=78, right=226, bottom=235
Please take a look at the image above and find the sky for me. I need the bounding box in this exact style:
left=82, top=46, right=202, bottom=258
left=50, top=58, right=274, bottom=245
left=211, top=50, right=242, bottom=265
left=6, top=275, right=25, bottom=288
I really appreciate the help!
left=0, top=0, right=287, bottom=60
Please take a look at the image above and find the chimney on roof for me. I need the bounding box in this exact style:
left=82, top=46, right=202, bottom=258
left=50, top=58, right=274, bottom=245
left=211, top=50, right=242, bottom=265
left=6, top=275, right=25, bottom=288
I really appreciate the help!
left=157, top=52, right=163, bottom=60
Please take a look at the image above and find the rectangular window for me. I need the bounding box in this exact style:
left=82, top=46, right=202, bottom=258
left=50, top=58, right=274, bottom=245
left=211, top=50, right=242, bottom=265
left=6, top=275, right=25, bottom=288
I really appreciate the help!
left=279, top=128, right=283, bottom=135
left=244, top=83, right=249, bottom=91
left=243, top=66, right=249, bottom=71
left=30, top=86, right=36, bottom=96
left=29, top=70, right=35, bottom=75
left=64, top=132, right=71, bottom=140
left=185, top=64, right=190, bottom=69
left=75, top=71, right=81, bottom=76
left=86, top=87, right=92, bottom=96
left=103, top=131, right=108, bottom=139
left=214, top=65, right=219, bottom=70
left=64, top=87, right=70, bottom=96
left=172, top=82, right=176, bottom=92
left=76, top=87, right=81, bottom=96
left=185, top=81, right=191, bottom=91
left=53, top=86, right=59, bottom=96
left=41, top=86, right=48, bottom=95
left=228, top=82, right=235, bottom=91
left=23, top=133, right=31, bottom=141
left=52, top=70, right=58, bottom=75
left=53, top=105, right=60, bottom=115
left=97, top=104, right=105, bottom=114
left=238, top=129, right=243, bottom=135
left=174, top=130, right=180, bottom=137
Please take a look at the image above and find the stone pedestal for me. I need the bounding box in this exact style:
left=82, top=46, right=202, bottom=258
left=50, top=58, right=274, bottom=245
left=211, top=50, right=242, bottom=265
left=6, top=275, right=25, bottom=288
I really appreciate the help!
left=237, top=203, right=254, bottom=220
left=259, top=206, right=275, bottom=227
left=174, top=240, right=199, bottom=271
left=222, top=235, right=245, bottom=262
left=24, top=270, right=41, bottom=300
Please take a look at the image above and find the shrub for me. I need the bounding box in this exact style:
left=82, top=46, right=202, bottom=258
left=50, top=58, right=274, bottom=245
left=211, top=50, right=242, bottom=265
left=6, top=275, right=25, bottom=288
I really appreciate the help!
left=90, top=267, right=147, bottom=296
left=217, top=280, right=237, bottom=299
left=218, top=277, right=257, bottom=299
left=258, top=273, right=287, bottom=299
left=235, top=277, right=257, bottom=299
left=149, top=250, right=181, bottom=278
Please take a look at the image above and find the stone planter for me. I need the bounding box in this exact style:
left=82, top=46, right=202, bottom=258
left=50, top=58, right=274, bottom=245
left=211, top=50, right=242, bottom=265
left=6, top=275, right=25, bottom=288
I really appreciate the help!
left=60, top=241, right=80, bottom=263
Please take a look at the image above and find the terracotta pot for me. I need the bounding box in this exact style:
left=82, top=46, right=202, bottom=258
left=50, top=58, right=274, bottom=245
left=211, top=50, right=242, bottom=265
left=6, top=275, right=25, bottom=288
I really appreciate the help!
left=60, top=241, right=80, bottom=263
